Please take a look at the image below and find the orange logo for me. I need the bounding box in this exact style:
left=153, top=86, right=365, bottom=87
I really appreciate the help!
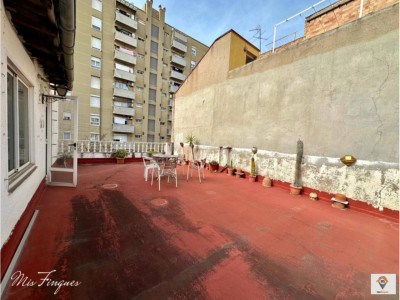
left=376, top=276, right=389, bottom=293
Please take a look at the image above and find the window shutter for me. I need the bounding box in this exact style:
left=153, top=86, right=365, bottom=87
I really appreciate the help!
left=150, top=57, right=157, bottom=71
left=151, top=41, right=158, bottom=54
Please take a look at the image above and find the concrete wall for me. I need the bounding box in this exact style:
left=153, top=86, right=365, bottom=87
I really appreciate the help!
left=173, top=5, right=399, bottom=210
left=1, top=6, right=49, bottom=246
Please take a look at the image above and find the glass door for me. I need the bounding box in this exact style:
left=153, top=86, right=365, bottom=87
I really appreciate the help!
left=47, top=96, right=78, bottom=186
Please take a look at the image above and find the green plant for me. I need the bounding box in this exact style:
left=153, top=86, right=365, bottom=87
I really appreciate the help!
left=230, top=160, right=233, bottom=169
left=210, top=160, right=218, bottom=165
left=185, top=134, right=197, bottom=160
left=59, top=151, right=72, bottom=159
left=114, top=149, right=128, bottom=159
left=293, top=140, right=303, bottom=187
left=146, top=150, right=157, bottom=157
left=250, top=157, right=256, bottom=177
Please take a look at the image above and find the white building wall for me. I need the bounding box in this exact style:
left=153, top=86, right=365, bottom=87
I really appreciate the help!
left=0, top=5, right=49, bottom=247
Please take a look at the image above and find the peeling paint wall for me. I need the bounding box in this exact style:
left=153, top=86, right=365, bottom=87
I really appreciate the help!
left=173, top=5, right=399, bottom=211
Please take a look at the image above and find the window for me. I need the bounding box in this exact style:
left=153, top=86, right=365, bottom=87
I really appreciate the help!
left=136, top=87, right=143, bottom=91
left=90, top=132, right=100, bottom=141
left=161, top=107, right=166, bottom=111
left=91, top=56, right=101, bottom=69
left=163, top=48, right=168, bottom=53
left=151, top=24, right=159, bottom=39
left=91, top=37, right=101, bottom=50
left=135, top=135, right=142, bottom=139
left=164, top=32, right=169, bottom=38
left=148, top=104, right=155, bottom=116
left=151, top=41, right=158, bottom=55
left=7, top=70, right=31, bottom=173
left=191, top=60, right=196, bottom=69
left=150, top=57, right=157, bottom=71
left=114, top=101, right=130, bottom=107
left=63, top=131, right=71, bottom=140
left=114, top=116, right=126, bottom=124
left=147, top=134, right=155, bottom=142
left=92, top=0, right=102, bottom=11
left=63, top=111, right=71, bottom=120
left=135, top=119, right=142, bottom=123
left=246, top=53, right=256, bottom=64
left=138, top=19, right=146, bottom=26
left=91, top=76, right=100, bottom=89
left=160, top=137, right=165, bottom=140
left=136, top=103, right=143, bottom=108
left=149, top=89, right=156, bottom=101
left=137, top=53, right=144, bottom=59
left=90, top=95, right=100, bottom=107
left=137, top=70, right=144, bottom=75
left=191, top=46, right=196, bottom=56
left=148, top=119, right=155, bottom=132
left=161, top=92, right=166, bottom=97
left=90, top=114, right=100, bottom=126
left=149, top=73, right=157, bottom=86
left=138, top=37, right=145, bottom=42
left=162, top=78, right=167, bottom=82
left=113, top=134, right=127, bottom=142
left=91, top=16, right=102, bottom=31
left=114, top=81, right=128, bottom=90
left=115, top=63, right=133, bottom=73
left=160, top=122, right=165, bottom=125
left=163, top=63, right=168, bottom=67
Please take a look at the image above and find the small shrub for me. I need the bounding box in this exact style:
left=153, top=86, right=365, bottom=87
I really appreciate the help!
left=114, top=149, right=128, bottom=158
left=147, top=150, right=157, bottom=157
left=209, top=160, right=219, bottom=165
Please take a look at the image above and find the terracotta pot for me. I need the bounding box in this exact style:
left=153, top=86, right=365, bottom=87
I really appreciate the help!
left=332, top=202, right=346, bottom=209
left=236, top=168, right=242, bottom=174
left=290, top=184, right=302, bottom=195
left=227, top=168, right=234, bottom=176
left=249, top=176, right=256, bottom=182
left=209, top=164, right=219, bottom=172
left=116, top=158, right=125, bottom=164
left=335, top=193, right=346, bottom=202
left=262, top=177, right=272, bottom=187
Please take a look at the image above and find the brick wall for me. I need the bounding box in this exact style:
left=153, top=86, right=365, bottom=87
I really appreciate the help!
left=304, top=0, right=398, bottom=39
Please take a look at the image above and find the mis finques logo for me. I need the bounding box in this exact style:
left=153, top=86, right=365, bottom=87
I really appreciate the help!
left=376, top=276, right=389, bottom=293
left=371, top=274, right=396, bottom=295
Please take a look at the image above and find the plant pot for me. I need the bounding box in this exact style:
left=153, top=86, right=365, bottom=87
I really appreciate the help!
left=65, top=157, right=73, bottom=167
left=236, top=168, right=242, bottom=174
left=116, top=158, right=125, bottom=164
left=209, top=164, right=219, bottom=172
left=262, top=177, right=272, bottom=187
left=335, top=193, right=346, bottom=202
left=249, top=176, right=257, bottom=182
left=290, top=184, right=302, bottom=195
left=227, top=168, right=234, bottom=176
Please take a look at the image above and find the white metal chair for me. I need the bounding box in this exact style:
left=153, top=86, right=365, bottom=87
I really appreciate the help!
left=187, top=159, right=206, bottom=183
left=151, top=157, right=178, bottom=191
left=143, top=157, right=159, bottom=181
left=177, top=154, right=186, bottom=177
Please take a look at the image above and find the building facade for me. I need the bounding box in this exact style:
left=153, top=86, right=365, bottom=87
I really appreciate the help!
left=71, top=0, right=208, bottom=143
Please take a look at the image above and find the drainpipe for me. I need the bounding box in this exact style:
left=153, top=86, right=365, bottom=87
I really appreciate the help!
left=358, top=0, right=364, bottom=18
left=58, top=0, right=76, bottom=90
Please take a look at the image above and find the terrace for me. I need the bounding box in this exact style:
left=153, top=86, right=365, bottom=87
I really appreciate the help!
left=1, top=162, right=398, bottom=299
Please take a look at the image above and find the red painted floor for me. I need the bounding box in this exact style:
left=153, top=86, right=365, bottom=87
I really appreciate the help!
left=2, top=163, right=399, bottom=299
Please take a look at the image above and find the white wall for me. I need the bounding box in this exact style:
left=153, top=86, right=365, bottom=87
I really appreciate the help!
left=0, top=5, right=49, bottom=247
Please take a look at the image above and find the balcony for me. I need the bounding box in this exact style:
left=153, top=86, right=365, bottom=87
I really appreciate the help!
left=167, top=129, right=171, bottom=135
left=115, top=31, right=137, bottom=47
left=170, top=70, right=186, bottom=81
left=168, top=114, right=172, bottom=121
left=171, top=54, right=186, bottom=67
left=113, top=105, right=135, bottom=117
left=114, top=50, right=136, bottom=65
left=112, top=123, right=134, bottom=133
left=170, top=85, right=179, bottom=93
left=171, top=40, right=187, bottom=53
left=114, top=69, right=136, bottom=82
left=168, top=100, right=173, bottom=107
left=115, top=11, right=137, bottom=30
left=113, top=88, right=135, bottom=99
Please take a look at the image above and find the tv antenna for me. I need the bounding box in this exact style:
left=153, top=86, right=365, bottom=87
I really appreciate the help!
left=249, top=25, right=268, bottom=52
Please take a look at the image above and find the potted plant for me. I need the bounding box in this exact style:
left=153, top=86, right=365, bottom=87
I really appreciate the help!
left=114, top=149, right=128, bottom=164
left=249, top=156, right=257, bottom=182
left=290, top=140, right=303, bottom=195
left=227, top=160, right=234, bottom=175
left=59, top=151, right=73, bottom=168
left=146, top=150, right=157, bottom=157
left=209, top=160, right=219, bottom=172
left=185, top=134, right=197, bottom=161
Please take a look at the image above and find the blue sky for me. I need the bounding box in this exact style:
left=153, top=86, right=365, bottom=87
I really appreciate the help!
left=130, top=0, right=336, bottom=52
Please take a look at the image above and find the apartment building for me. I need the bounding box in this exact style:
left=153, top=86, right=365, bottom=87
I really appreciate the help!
left=71, top=0, right=208, bottom=143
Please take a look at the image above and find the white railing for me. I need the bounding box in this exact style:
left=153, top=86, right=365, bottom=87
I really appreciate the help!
left=58, top=140, right=171, bottom=156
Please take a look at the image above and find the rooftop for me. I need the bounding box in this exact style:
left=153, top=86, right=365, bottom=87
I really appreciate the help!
left=2, top=163, right=399, bottom=298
